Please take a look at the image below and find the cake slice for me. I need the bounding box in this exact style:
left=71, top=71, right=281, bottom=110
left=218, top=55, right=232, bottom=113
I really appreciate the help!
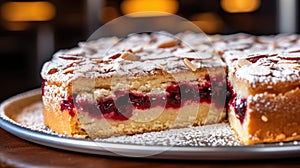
left=224, top=47, right=300, bottom=144
left=41, top=32, right=228, bottom=138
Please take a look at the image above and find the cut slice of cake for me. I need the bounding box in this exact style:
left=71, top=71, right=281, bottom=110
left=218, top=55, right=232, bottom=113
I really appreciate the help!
left=41, top=32, right=228, bottom=138
left=224, top=48, right=300, bottom=144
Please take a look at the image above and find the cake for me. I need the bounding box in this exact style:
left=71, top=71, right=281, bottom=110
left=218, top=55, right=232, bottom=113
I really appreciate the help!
left=218, top=34, right=300, bottom=145
left=41, top=31, right=300, bottom=145
left=41, top=32, right=228, bottom=139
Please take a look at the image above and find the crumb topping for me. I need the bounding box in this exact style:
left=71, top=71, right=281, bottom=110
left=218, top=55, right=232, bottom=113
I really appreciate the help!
left=42, top=32, right=300, bottom=90
left=41, top=32, right=225, bottom=84
left=220, top=34, right=300, bottom=88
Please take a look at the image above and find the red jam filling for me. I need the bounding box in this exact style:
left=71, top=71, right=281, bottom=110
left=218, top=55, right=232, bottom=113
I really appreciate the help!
left=58, top=75, right=231, bottom=121
left=41, top=79, right=46, bottom=96
left=60, top=95, right=76, bottom=117
left=227, top=82, right=247, bottom=124
left=232, top=97, right=247, bottom=124
left=226, top=82, right=236, bottom=105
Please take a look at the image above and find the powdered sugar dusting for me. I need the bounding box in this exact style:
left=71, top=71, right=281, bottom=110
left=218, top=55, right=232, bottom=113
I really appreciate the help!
left=41, top=32, right=225, bottom=85
left=219, top=34, right=300, bottom=90
left=15, top=102, right=65, bottom=137
left=15, top=102, right=44, bottom=128
left=231, top=51, right=300, bottom=86
left=99, top=123, right=240, bottom=147
left=42, top=32, right=300, bottom=89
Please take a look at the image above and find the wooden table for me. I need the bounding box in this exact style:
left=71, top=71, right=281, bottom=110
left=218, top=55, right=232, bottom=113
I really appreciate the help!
left=1, top=128, right=300, bottom=168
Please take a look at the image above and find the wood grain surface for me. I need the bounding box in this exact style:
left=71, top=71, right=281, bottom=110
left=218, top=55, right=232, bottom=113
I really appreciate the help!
left=1, top=128, right=300, bottom=168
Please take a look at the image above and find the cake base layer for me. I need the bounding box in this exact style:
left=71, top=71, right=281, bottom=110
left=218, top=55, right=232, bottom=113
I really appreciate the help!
left=77, top=102, right=226, bottom=138
left=229, top=87, right=300, bottom=145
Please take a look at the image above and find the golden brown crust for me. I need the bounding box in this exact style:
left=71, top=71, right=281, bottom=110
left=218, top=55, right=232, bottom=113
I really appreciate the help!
left=43, top=101, right=88, bottom=137
left=229, top=87, right=300, bottom=145
left=43, top=103, right=77, bottom=136
left=247, top=88, right=300, bottom=144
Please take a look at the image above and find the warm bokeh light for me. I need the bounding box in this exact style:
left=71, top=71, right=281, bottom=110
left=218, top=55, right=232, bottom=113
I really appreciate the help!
left=190, top=13, right=223, bottom=34
left=3, top=22, right=30, bottom=31
left=221, top=0, right=260, bottom=13
left=1, top=1, right=56, bottom=22
left=121, top=0, right=178, bottom=17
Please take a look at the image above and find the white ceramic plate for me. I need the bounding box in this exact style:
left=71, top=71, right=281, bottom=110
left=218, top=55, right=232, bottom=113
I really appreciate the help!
left=1, top=89, right=300, bottom=160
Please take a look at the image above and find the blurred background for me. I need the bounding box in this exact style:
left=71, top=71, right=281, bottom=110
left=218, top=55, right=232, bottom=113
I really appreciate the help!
left=0, top=0, right=298, bottom=101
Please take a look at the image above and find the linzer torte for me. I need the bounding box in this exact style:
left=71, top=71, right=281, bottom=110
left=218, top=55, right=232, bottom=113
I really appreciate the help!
left=41, top=32, right=300, bottom=145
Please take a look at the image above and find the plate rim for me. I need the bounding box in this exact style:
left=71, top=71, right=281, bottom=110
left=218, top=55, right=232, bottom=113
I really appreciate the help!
left=1, top=89, right=300, bottom=160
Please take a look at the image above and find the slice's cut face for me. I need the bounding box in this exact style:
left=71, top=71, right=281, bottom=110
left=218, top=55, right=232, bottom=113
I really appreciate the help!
left=59, top=73, right=229, bottom=138
left=41, top=31, right=230, bottom=139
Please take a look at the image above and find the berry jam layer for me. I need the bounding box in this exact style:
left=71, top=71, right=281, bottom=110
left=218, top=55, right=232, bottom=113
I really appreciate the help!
left=231, top=97, right=247, bottom=124
left=228, top=82, right=247, bottom=124
left=59, top=75, right=231, bottom=121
